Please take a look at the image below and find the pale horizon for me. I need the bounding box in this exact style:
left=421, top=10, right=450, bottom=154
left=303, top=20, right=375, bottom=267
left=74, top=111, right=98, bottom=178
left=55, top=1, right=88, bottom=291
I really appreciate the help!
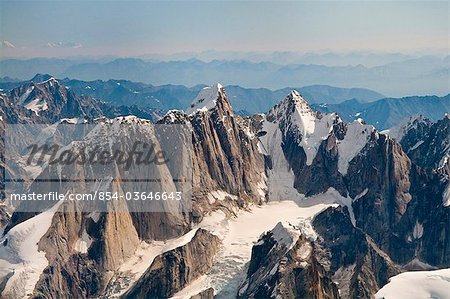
left=1, top=1, right=448, bottom=59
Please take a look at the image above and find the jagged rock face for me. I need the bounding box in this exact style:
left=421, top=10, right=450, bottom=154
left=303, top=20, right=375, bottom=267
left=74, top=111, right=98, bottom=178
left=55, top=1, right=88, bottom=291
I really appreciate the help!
left=190, top=288, right=215, bottom=299
left=160, top=85, right=266, bottom=217
left=238, top=222, right=339, bottom=299
left=375, top=115, right=450, bottom=265
left=312, top=206, right=400, bottom=299
left=123, top=229, right=220, bottom=299
left=1, top=115, right=191, bottom=297
left=388, top=167, right=450, bottom=266
left=260, top=91, right=347, bottom=196
left=30, top=201, right=140, bottom=298
left=399, top=116, right=450, bottom=172
left=258, top=92, right=450, bottom=274
left=347, top=134, right=412, bottom=246
left=5, top=77, right=103, bottom=123
left=1, top=79, right=450, bottom=299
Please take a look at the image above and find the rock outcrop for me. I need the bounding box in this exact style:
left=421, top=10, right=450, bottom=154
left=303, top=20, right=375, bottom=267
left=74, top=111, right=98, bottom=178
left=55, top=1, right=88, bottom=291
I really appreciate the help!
left=312, top=206, right=400, bottom=298
left=238, top=222, right=339, bottom=299
left=123, top=229, right=220, bottom=299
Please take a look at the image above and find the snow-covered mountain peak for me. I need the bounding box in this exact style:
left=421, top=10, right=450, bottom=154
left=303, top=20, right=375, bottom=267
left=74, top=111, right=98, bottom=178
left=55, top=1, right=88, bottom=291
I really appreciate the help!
left=264, top=91, right=343, bottom=165
left=186, top=83, right=224, bottom=115
left=382, top=114, right=431, bottom=141
left=30, top=73, right=54, bottom=84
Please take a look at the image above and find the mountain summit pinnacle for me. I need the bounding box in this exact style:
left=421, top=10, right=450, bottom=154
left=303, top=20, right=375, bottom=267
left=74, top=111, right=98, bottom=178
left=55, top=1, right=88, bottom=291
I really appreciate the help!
left=186, top=83, right=225, bottom=115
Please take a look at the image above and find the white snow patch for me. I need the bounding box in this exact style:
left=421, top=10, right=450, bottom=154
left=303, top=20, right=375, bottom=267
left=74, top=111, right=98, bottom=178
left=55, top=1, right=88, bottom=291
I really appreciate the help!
left=186, top=83, right=222, bottom=115
left=18, top=86, right=34, bottom=105
left=288, top=91, right=338, bottom=165
left=444, top=182, right=450, bottom=207
left=409, top=140, right=424, bottom=151
left=353, top=188, right=369, bottom=201
left=24, top=98, right=49, bottom=115
left=60, top=117, right=80, bottom=124
left=74, top=229, right=93, bottom=254
left=337, top=121, right=374, bottom=175
left=412, top=220, right=424, bottom=239
left=207, top=190, right=237, bottom=204
left=375, top=268, right=450, bottom=299
left=270, top=222, right=301, bottom=251
left=0, top=201, right=62, bottom=299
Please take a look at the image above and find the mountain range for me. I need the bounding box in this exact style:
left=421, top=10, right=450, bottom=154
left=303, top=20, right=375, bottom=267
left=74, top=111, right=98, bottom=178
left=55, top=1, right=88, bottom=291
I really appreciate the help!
left=0, top=55, right=448, bottom=96
left=0, top=77, right=449, bottom=298
left=2, top=74, right=449, bottom=131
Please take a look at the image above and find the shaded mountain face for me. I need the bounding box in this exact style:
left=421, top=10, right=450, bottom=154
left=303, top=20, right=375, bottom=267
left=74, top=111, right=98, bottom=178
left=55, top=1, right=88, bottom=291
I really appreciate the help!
left=0, top=75, right=158, bottom=124
left=315, top=95, right=450, bottom=130
left=238, top=222, right=340, bottom=299
left=0, top=79, right=449, bottom=298
left=1, top=75, right=384, bottom=115
left=389, top=115, right=450, bottom=171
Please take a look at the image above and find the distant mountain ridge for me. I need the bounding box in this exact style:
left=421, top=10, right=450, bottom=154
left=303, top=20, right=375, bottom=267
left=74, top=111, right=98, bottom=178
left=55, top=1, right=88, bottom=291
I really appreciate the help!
left=314, top=95, right=450, bottom=130
left=0, top=55, right=448, bottom=96
left=0, top=75, right=384, bottom=114
left=2, top=74, right=448, bottom=131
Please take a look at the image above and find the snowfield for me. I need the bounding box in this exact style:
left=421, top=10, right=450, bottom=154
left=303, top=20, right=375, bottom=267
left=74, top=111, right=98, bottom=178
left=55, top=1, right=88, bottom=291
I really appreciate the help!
left=375, top=268, right=450, bottom=299
left=0, top=201, right=62, bottom=299
left=171, top=189, right=348, bottom=299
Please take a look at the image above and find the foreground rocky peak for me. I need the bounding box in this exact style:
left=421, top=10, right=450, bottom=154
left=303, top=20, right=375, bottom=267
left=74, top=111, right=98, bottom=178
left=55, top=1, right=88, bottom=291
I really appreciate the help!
left=238, top=221, right=339, bottom=299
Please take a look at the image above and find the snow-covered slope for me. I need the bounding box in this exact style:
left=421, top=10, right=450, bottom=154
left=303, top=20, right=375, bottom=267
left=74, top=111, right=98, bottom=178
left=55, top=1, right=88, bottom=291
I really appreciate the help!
left=381, top=115, right=429, bottom=141
left=185, top=83, right=222, bottom=115
left=337, top=119, right=376, bottom=175
left=266, top=90, right=341, bottom=166
left=375, top=268, right=450, bottom=299
left=171, top=199, right=336, bottom=299
left=0, top=202, right=62, bottom=299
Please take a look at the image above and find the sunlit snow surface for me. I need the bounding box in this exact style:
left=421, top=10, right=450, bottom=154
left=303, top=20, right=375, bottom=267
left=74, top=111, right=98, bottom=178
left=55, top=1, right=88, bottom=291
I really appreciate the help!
left=375, top=268, right=450, bottom=299
left=171, top=194, right=341, bottom=299
left=185, top=83, right=222, bottom=115
left=0, top=201, right=62, bottom=299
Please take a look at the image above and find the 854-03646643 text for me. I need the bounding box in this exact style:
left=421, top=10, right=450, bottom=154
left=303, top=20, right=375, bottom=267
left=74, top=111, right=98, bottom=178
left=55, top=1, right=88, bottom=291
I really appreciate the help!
left=9, top=191, right=183, bottom=201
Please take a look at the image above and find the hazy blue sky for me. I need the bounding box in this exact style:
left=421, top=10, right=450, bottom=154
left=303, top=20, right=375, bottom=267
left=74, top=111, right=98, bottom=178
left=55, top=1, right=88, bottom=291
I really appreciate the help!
left=0, top=1, right=448, bottom=58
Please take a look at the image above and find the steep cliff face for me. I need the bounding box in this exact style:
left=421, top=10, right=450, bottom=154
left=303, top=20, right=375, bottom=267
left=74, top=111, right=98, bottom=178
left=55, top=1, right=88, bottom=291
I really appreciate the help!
left=160, top=84, right=266, bottom=220
left=258, top=91, right=449, bottom=271
left=388, top=115, right=449, bottom=171
left=1, top=82, right=266, bottom=298
left=123, top=229, right=220, bottom=299
left=312, top=206, right=400, bottom=299
left=346, top=134, right=413, bottom=253
left=238, top=222, right=339, bottom=299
